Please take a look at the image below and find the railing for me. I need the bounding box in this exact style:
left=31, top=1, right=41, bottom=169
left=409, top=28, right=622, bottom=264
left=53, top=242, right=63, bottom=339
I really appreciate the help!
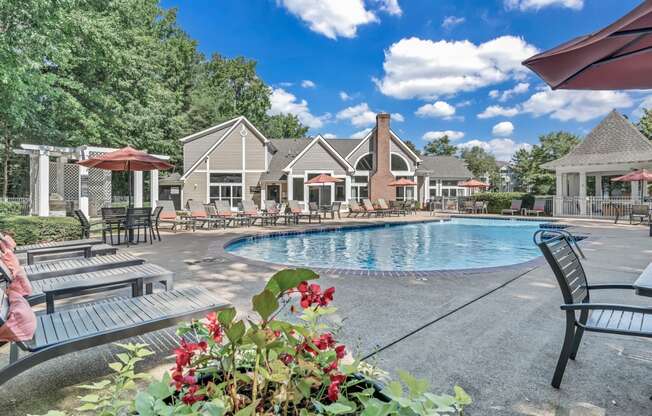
left=553, top=196, right=651, bottom=218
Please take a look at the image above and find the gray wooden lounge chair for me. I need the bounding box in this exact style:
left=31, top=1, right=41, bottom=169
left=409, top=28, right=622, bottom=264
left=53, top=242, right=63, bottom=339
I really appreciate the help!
left=156, top=200, right=193, bottom=232
left=22, top=252, right=145, bottom=281
left=18, top=243, right=117, bottom=265
left=347, top=200, right=364, bottom=217
left=629, top=204, right=651, bottom=224
left=265, top=200, right=293, bottom=225
left=240, top=200, right=270, bottom=226
left=0, top=278, right=229, bottom=384
left=525, top=198, right=547, bottom=216
left=501, top=199, right=522, bottom=215
left=288, top=201, right=321, bottom=224
left=534, top=230, right=652, bottom=388
left=215, top=200, right=244, bottom=226
left=2, top=232, right=104, bottom=255
left=361, top=199, right=382, bottom=217
left=387, top=200, right=407, bottom=216
left=187, top=200, right=224, bottom=229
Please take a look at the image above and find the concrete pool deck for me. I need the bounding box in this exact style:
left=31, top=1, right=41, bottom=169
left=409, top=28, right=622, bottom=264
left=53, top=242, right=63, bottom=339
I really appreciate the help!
left=1, top=213, right=650, bottom=415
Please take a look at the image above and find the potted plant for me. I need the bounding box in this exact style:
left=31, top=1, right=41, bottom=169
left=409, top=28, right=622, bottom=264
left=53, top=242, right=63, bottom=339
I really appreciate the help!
left=38, top=269, right=471, bottom=415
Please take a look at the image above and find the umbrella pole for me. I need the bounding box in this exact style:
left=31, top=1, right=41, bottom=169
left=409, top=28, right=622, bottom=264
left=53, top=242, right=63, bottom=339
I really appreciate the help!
left=128, top=161, right=132, bottom=208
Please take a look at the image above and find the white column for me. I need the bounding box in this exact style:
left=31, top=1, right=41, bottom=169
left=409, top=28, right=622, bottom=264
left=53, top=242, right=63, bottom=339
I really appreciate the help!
left=287, top=176, right=293, bottom=201
left=554, top=171, right=563, bottom=216
left=55, top=157, right=65, bottom=197
left=345, top=176, right=351, bottom=202
left=632, top=180, right=640, bottom=201
left=579, top=172, right=587, bottom=215
left=261, top=187, right=267, bottom=208
left=424, top=176, right=430, bottom=202
left=78, top=165, right=89, bottom=217
left=134, top=171, right=143, bottom=208
left=29, top=154, right=37, bottom=215
left=37, top=151, right=49, bottom=216
left=595, top=174, right=603, bottom=198
left=150, top=169, right=159, bottom=211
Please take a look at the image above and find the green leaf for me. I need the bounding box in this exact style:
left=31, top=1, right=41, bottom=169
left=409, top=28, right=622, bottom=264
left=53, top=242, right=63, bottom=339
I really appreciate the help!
left=383, top=381, right=404, bottom=400
left=234, top=400, right=259, bottom=416
left=265, top=268, right=319, bottom=295
left=78, top=380, right=111, bottom=390
left=134, top=392, right=156, bottom=416
left=108, top=362, right=123, bottom=373
left=78, top=394, right=99, bottom=403
left=226, top=320, right=245, bottom=343
left=454, top=385, right=472, bottom=406
left=147, top=377, right=173, bottom=400
left=252, top=289, right=279, bottom=321
left=218, top=307, right=236, bottom=326
left=398, top=370, right=429, bottom=397
left=360, top=398, right=395, bottom=416
left=74, top=403, right=99, bottom=412
left=202, top=400, right=226, bottom=416
left=322, top=401, right=355, bottom=415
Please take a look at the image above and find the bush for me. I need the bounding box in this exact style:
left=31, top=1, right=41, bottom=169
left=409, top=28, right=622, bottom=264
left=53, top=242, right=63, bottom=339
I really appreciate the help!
left=0, top=216, right=81, bottom=245
left=0, top=201, right=22, bottom=216
left=471, top=192, right=534, bottom=213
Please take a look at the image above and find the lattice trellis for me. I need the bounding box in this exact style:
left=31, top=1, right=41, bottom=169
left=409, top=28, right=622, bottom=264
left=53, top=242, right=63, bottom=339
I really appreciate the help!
left=87, top=151, right=112, bottom=215
left=48, top=162, right=57, bottom=195
left=64, top=164, right=79, bottom=200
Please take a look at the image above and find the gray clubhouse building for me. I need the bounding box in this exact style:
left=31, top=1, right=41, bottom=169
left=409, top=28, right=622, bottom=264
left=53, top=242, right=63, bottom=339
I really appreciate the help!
left=179, top=113, right=472, bottom=209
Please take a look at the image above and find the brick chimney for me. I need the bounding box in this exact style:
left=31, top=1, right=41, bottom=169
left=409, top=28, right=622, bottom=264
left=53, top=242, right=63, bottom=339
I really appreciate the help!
left=369, top=113, right=395, bottom=201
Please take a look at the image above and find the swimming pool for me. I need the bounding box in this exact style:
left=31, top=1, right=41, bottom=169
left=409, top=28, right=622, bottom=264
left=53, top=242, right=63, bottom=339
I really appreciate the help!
left=225, top=218, right=544, bottom=272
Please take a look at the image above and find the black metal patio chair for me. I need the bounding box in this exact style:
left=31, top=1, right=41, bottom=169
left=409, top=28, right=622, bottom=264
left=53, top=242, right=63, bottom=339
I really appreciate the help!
left=534, top=230, right=652, bottom=388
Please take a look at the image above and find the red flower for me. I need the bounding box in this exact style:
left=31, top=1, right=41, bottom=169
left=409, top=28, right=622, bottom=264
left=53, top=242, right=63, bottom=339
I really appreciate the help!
left=335, top=345, right=346, bottom=359
left=297, top=282, right=334, bottom=309
left=320, top=287, right=335, bottom=306
left=182, top=384, right=206, bottom=405
left=327, top=374, right=347, bottom=402
left=205, top=312, right=223, bottom=343
left=313, top=333, right=336, bottom=350
left=280, top=353, right=294, bottom=365
left=323, top=360, right=338, bottom=373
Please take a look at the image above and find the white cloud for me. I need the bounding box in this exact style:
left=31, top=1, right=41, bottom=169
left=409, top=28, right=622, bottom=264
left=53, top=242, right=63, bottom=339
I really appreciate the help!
left=489, top=82, right=529, bottom=102
left=415, top=101, right=456, bottom=118
left=442, top=16, right=465, bottom=29
left=351, top=127, right=373, bottom=139
left=459, top=138, right=532, bottom=161
left=478, top=105, right=520, bottom=119
left=268, top=88, right=329, bottom=128
left=322, top=133, right=337, bottom=139
left=336, top=103, right=377, bottom=127
left=422, top=130, right=465, bottom=141
left=391, top=112, right=405, bottom=122
left=301, top=80, right=316, bottom=88
left=339, top=91, right=352, bottom=101
left=375, top=36, right=538, bottom=99
left=492, top=121, right=514, bottom=137
left=521, top=88, right=634, bottom=122
left=504, top=0, right=583, bottom=11
left=277, top=0, right=377, bottom=39
left=373, top=0, right=402, bottom=16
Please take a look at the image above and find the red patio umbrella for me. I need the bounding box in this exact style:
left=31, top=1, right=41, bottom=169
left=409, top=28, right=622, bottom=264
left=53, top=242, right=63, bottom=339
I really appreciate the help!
left=305, top=174, right=343, bottom=206
left=388, top=178, right=417, bottom=187
left=522, top=1, right=652, bottom=90
left=612, top=169, right=652, bottom=182
left=78, top=146, right=173, bottom=208
left=459, top=179, right=490, bottom=189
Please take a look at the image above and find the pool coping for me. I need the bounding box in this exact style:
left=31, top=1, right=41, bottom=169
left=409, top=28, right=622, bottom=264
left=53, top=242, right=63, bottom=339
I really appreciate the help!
left=220, top=217, right=549, bottom=278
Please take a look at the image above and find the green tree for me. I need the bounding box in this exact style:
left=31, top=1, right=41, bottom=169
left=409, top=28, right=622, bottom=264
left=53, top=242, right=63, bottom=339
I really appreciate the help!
left=511, top=131, right=580, bottom=194
left=460, top=146, right=497, bottom=178
left=637, top=108, right=652, bottom=139
left=261, top=114, right=308, bottom=138
left=403, top=140, right=421, bottom=156
left=423, top=135, right=457, bottom=156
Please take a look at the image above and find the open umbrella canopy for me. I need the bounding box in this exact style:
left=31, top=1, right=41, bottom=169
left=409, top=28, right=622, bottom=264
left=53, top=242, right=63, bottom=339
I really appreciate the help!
left=612, top=169, right=652, bottom=182
left=459, top=179, right=490, bottom=188
left=522, top=1, right=652, bottom=90
left=305, top=173, right=343, bottom=184
left=77, top=146, right=173, bottom=171
left=388, top=178, right=417, bottom=187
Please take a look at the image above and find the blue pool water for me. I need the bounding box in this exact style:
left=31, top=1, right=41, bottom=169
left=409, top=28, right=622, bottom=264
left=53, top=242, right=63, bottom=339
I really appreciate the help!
left=225, top=218, right=543, bottom=271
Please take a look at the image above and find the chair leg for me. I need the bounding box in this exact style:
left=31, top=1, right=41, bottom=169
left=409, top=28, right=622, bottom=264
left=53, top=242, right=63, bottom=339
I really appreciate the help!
left=570, top=309, right=588, bottom=360
left=552, top=315, right=576, bottom=388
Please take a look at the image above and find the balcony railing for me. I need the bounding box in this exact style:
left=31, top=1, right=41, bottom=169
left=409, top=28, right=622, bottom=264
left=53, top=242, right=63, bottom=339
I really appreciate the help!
left=553, top=196, right=651, bottom=218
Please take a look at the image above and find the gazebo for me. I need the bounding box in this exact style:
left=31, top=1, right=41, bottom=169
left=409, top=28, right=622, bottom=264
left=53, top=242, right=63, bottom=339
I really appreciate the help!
left=542, top=110, right=652, bottom=216
left=14, top=144, right=170, bottom=217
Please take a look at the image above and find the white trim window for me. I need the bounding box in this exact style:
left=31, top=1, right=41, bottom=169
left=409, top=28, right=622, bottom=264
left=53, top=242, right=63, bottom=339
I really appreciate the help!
left=351, top=175, right=369, bottom=201
left=395, top=175, right=416, bottom=201
left=440, top=179, right=466, bottom=197
left=209, top=173, right=243, bottom=207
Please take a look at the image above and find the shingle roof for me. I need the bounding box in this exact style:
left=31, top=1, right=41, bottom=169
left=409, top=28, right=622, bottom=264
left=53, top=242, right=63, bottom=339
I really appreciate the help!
left=416, top=156, right=472, bottom=179
left=542, top=110, right=652, bottom=169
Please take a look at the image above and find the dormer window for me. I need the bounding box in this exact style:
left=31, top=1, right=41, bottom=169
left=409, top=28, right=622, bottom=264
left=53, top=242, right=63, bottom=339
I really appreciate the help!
left=355, top=153, right=373, bottom=171
left=391, top=153, right=409, bottom=171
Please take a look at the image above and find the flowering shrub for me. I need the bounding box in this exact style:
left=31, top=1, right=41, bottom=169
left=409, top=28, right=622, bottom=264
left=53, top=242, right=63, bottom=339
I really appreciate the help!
left=37, top=269, right=471, bottom=415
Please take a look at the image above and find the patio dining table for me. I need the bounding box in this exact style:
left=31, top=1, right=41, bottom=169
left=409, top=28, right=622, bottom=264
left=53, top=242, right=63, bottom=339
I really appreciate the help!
left=633, top=262, right=652, bottom=297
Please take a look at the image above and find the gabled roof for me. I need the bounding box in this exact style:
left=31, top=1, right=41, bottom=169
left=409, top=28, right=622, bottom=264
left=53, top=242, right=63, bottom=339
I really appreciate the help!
left=416, top=156, right=472, bottom=179
left=282, top=135, right=354, bottom=173
left=344, top=128, right=422, bottom=163
left=180, top=116, right=271, bottom=180
left=542, top=110, right=652, bottom=169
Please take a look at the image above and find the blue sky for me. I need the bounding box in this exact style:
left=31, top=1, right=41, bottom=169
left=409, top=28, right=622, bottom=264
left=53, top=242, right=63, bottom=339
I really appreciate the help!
left=161, top=0, right=647, bottom=160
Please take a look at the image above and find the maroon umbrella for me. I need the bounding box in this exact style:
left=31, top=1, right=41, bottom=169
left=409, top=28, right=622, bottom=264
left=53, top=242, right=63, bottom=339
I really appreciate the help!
left=523, top=1, right=652, bottom=90
left=78, top=146, right=173, bottom=208
left=458, top=179, right=490, bottom=189
left=612, top=169, right=652, bottom=182
left=305, top=174, right=343, bottom=206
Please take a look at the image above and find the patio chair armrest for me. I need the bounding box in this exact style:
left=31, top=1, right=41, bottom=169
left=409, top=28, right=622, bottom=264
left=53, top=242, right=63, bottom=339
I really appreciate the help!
left=42, top=274, right=145, bottom=314
left=26, top=245, right=93, bottom=265
left=560, top=303, right=652, bottom=313
left=584, top=284, right=635, bottom=290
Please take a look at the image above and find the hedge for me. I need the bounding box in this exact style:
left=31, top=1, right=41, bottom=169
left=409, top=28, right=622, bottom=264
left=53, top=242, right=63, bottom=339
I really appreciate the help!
left=0, top=201, right=22, bottom=216
left=470, top=192, right=535, bottom=214
left=0, top=216, right=81, bottom=246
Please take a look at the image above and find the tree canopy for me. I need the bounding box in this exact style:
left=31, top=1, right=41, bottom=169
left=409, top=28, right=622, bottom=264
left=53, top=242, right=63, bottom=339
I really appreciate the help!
left=423, top=135, right=457, bottom=156
left=637, top=108, right=652, bottom=139
left=459, top=146, right=497, bottom=179
left=0, top=0, right=307, bottom=197
left=511, top=131, right=580, bottom=195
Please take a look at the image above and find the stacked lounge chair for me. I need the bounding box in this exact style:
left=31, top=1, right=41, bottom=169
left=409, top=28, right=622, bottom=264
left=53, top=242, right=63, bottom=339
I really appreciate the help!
left=502, top=199, right=523, bottom=215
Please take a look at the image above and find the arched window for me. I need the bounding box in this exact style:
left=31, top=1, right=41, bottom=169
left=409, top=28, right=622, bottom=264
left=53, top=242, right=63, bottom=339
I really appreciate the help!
left=391, top=153, right=409, bottom=171
left=355, top=153, right=373, bottom=171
